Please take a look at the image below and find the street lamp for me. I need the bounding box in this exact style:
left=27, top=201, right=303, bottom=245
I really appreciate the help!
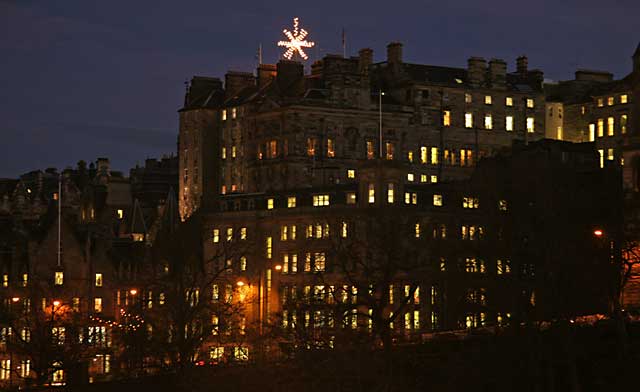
left=594, top=229, right=604, bottom=237
left=379, top=90, right=385, bottom=158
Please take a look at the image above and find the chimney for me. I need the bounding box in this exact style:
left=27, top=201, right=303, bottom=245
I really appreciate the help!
left=387, top=42, right=403, bottom=65
left=257, top=64, right=277, bottom=89
left=516, top=56, right=528, bottom=74
left=574, top=70, right=613, bottom=83
left=96, top=158, right=110, bottom=176
left=225, top=71, right=255, bottom=98
left=359, top=48, right=373, bottom=73
left=467, top=57, right=487, bottom=87
left=276, top=60, right=304, bottom=90
left=488, top=58, right=507, bottom=88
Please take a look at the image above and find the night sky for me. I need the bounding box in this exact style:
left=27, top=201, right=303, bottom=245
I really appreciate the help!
left=1, top=0, right=638, bottom=178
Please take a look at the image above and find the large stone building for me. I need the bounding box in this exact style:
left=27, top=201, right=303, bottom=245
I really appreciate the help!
left=179, top=43, right=547, bottom=220
left=177, top=41, right=635, bottom=361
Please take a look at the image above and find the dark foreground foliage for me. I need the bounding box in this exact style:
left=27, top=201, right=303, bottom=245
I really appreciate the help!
left=30, top=321, right=640, bottom=392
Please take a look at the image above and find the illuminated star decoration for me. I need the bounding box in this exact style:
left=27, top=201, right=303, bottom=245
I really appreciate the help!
left=277, top=17, right=315, bottom=60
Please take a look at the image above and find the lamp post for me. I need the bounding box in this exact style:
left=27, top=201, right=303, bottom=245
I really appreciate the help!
left=379, top=90, right=385, bottom=158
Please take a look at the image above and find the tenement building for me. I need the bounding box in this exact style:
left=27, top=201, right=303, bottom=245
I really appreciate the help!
left=179, top=41, right=633, bottom=361
left=179, top=43, right=546, bottom=220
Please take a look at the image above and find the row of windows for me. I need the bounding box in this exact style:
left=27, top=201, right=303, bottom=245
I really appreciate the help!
left=596, top=94, right=628, bottom=107
left=281, top=308, right=424, bottom=331
left=447, top=112, right=536, bottom=132
left=2, top=272, right=104, bottom=288
left=588, top=115, right=628, bottom=140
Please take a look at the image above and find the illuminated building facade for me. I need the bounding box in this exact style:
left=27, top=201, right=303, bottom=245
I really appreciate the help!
left=178, top=42, right=547, bottom=221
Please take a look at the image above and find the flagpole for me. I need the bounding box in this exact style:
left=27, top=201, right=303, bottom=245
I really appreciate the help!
left=342, top=28, right=346, bottom=58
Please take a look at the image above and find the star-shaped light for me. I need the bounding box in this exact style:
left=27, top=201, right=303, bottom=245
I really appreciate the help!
left=277, top=17, right=315, bottom=60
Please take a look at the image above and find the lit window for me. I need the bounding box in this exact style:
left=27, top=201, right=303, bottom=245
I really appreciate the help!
left=420, top=174, right=427, bottom=183
left=407, top=151, right=414, bottom=162
left=607, top=96, right=614, bottom=106
left=55, top=271, right=63, bottom=286
left=597, top=98, right=604, bottom=107
left=497, top=259, right=511, bottom=274
left=443, top=110, right=451, bottom=126
left=462, top=197, right=479, bottom=209
left=313, top=194, right=330, bottom=207
left=116, top=209, right=123, bottom=219
left=287, top=196, right=296, bottom=208
left=433, top=194, right=443, bottom=206
left=484, top=114, right=493, bottom=130
left=222, top=109, right=227, bottom=121
left=327, top=138, right=335, bottom=158
left=620, top=94, right=628, bottom=104
left=221, top=185, right=226, bottom=194
left=407, top=173, right=414, bottom=182
left=430, top=147, right=439, bottom=165
left=240, top=256, right=247, bottom=272
left=460, top=149, right=473, bottom=167
left=598, top=149, right=604, bottom=168
left=267, top=198, right=274, bottom=210
left=20, top=360, right=30, bottom=378
left=221, top=147, right=226, bottom=159
left=231, top=146, right=237, bottom=158
left=347, top=169, right=355, bottom=179
left=607, top=148, right=614, bottom=161
left=341, top=222, right=348, bottom=238
left=266, top=237, right=272, bottom=259
left=420, top=147, right=427, bottom=164
left=484, top=95, right=492, bottom=105
left=526, top=98, right=534, bottom=108
left=94, top=298, right=102, bottom=313
left=526, top=117, right=534, bottom=133
left=415, top=223, right=421, bottom=238
left=465, top=112, right=473, bottom=128
left=430, top=175, right=438, bottom=183
left=589, top=123, right=596, bottom=141
left=21, top=273, right=28, bottom=287
left=0, top=359, right=10, bottom=380
left=231, top=107, right=237, bottom=119
left=213, top=229, right=220, bottom=243
left=385, top=142, right=394, bottom=160
left=621, top=115, right=628, bottom=134
left=498, top=200, right=508, bottom=211
left=267, top=140, right=277, bottom=158
left=597, top=118, right=604, bottom=137
left=607, top=117, right=614, bottom=136
left=506, top=115, right=514, bottom=130
left=368, top=183, right=375, bottom=204
left=240, top=227, right=247, bottom=240
left=95, top=273, right=103, bottom=287
left=72, top=297, right=80, bottom=311
left=314, top=253, right=326, bottom=272
left=346, top=192, right=356, bottom=204
left=506, top=97, right=513, bottom=106
left=366, top=140, right=375, bottom=159
left=307, top=138, right=316, bottom=156
left=557, top=126, right=563, bottom=140
left=465, top=93, right=472, bottom=103
left=387, top=183, right=395, bottom=204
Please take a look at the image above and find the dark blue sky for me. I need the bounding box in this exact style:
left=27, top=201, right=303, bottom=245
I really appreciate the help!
left=1, top=0, right=638, bottom=177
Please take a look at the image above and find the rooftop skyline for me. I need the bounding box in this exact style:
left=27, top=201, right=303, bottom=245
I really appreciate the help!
left=1, top=0, right=638, bottom=177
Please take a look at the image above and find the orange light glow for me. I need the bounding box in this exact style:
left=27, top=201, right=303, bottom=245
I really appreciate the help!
left=11, top=297, right=20, bottom=303
left=274, top=265, right=282, bottom=271
left=236, top=281, right=245, bottom=287
left=593, top=229, right=603, bottom=237
left=130, top=289, right=138, bottom=296
left=53, top=300, right=61, bottom=307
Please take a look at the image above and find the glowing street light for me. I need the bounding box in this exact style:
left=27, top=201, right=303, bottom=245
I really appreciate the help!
left=593, top=229, right=603, bottom=237
left=129, top=289, right=138, bottom=296
left=52, top=300, right=61, bottom=307
left=236, top=280, right=245, bottom=287
left=274, top=264, right=282, bottom=271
